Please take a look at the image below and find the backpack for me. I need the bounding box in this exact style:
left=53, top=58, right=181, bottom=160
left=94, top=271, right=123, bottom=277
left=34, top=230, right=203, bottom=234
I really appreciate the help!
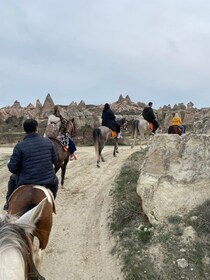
left=45, top=123, right=59, bottom=139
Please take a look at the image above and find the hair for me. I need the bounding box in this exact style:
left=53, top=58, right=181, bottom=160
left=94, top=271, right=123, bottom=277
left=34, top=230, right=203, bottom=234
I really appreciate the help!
left=23, top=119, right=38, bottom=134
left=104, top=103, right=110, bottom=110
left=148, top=102, right=153, bottom=106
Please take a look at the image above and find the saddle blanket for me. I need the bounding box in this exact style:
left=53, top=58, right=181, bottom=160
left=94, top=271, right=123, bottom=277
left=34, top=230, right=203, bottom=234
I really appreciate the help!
left=149, top=122, right=154, bottom=131
left=110, top=130, right=117, bottom=138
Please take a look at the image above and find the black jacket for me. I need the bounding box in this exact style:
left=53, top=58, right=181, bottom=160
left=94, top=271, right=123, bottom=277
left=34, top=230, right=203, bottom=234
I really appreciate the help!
left=142, top=106, right=156, bottom=121
left=101, top=109, right=120, bottom=132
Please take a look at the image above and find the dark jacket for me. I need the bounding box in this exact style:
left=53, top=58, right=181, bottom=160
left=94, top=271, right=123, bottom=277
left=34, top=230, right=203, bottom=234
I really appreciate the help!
left=142, top=106, right=156, bottom=121
left=102, top=109, right=120, bottom=132
left=8, top=133, right=57, bottom=187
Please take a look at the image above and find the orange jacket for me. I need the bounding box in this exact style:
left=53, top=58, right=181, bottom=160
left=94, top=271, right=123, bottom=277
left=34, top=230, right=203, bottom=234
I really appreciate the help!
left=172, top=116, right=182, bottom=126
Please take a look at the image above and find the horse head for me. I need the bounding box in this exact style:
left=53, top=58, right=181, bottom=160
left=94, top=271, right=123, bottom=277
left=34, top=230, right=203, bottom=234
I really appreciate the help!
left=60, top=116, right=76, bottom=137
left=117, top=118, right=127, bottom=130
left=0, top=198, right=47, bottom=279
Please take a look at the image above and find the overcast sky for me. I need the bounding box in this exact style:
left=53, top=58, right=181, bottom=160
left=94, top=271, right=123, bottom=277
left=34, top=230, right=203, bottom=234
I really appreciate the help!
left=0, top=0, right=210, bottom=109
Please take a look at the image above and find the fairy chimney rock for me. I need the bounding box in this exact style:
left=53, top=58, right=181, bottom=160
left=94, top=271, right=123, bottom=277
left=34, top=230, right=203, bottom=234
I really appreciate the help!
left=78, top=100, right=86, bottom=110
left=35, top=99, right=43, bottom=116
left=12, top=100, right=21, bottom=108
left=117, top=94, right=124, bottom=103
left=26, top=103, right=34, bottom=108
left=41, top=94, right=55, bottom=117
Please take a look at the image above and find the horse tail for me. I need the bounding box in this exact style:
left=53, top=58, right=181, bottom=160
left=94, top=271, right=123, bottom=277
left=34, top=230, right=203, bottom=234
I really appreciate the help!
left=93, top=128, right=100, bottom=160
left=131, top=120, right=140, bottom=138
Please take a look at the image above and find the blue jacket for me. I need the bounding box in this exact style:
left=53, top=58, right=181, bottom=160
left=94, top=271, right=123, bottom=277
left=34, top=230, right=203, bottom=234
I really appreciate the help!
left=8, top=133, right=57, bottom=187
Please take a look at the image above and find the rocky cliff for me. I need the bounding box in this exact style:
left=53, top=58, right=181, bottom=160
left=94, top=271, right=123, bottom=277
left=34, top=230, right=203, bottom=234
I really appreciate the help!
left=0, top=93, right=209, bottom=143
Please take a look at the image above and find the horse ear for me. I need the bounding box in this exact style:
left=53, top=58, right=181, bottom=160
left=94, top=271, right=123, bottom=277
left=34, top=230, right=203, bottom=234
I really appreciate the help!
left=71, top=118, right=74, bottom=122
left=15, top=198, right=48, bottom=232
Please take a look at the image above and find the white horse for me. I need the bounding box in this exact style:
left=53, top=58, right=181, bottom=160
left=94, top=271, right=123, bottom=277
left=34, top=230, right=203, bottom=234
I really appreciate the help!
left=0, top=198, right=47, bottom=280
left=131, top=116, right=158, bottom=149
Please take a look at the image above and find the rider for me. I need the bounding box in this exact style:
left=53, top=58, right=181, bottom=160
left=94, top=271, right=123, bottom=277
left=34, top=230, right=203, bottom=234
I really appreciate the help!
left=47, top=105, right=77, bottom=160
left=3, top=119, right=59, bottom=211
left=142, top=102, right=159, bottom=134
left=101, top=103, right=121, bottom=138
left=172, top=113, right=185, bottom=135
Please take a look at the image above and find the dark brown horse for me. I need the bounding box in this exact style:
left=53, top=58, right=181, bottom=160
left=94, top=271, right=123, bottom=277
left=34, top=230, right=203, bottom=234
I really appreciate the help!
left=93, top=118, right=127, bottom=168
left=50, top=118, right=76, bottom=187
left=168, top=125, right=185, bottom=136
left=8, top=186, right=54, bottom=272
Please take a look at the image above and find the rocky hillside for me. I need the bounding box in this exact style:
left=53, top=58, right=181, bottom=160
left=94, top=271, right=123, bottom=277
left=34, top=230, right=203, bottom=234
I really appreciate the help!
left=0, top=93, right=210, bottom=144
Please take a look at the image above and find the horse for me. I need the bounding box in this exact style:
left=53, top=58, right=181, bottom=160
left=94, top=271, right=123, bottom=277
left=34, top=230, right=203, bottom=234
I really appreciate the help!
left=0, top=198, right=47, bottom=280
left=93, top=118, right=127, bottom=168
left=50, top=117, right=76, bottom=187
left=7, top=185, right=55, bottom=271
left=131, top=116, right=160, bottom=149
left=168, top=125, right=185, bottom=136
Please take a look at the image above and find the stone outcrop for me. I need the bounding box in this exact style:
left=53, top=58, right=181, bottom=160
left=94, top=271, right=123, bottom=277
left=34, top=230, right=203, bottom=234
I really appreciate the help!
left=1, top=93, right=210, bottom=136
left=40, top=93, right=55, bottom=118
left=137, top=134, right=210, bottom=224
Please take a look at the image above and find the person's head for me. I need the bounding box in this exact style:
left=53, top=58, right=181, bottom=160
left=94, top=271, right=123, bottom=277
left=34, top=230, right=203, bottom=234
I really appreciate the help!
left=53, top=105, right=60, bottom=117
left=148, top=102, right=153, bottom=107
left=175, top=113, right=179, bottom=117
left=23, top=119, right=38, bottom=134
left=103, top=103, right=110, bottom=111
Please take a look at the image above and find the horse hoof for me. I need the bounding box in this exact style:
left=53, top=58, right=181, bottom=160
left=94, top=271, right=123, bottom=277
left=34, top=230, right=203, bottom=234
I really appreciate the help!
left=97, top=164, right=100, bottom=168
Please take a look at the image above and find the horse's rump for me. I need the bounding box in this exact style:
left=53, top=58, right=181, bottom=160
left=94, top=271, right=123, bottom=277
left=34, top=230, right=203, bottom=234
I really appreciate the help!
left=168, top=125, right=182, bottom=135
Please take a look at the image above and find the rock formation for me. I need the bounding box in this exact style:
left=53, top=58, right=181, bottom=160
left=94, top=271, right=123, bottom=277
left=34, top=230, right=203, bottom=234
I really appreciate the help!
left=1, top=93, right=210, bottom=143
left=137, top=134, right=210, bottom=224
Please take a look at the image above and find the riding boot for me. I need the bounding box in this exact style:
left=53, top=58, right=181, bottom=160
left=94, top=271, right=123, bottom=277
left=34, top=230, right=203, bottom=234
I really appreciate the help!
left=48, top=175, right=59, bottom=199
left=3, top=174, right=17, bottom=211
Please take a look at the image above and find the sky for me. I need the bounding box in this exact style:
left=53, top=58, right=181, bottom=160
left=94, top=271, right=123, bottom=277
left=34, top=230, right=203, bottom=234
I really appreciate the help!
left=0, top=0, right=210, bottom=109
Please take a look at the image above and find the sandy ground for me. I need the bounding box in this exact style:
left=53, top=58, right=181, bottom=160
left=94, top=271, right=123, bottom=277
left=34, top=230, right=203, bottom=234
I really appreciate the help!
left=0, top=144, right=139, bottom=280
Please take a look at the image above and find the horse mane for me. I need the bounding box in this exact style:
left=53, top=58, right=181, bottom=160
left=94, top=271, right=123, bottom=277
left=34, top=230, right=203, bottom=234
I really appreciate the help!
left=0, top=214, right=44, bottom=279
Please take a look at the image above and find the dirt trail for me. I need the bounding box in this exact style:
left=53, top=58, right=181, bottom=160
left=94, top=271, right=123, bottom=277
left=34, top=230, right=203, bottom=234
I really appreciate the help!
left=0, top=145, right=139, bottom=280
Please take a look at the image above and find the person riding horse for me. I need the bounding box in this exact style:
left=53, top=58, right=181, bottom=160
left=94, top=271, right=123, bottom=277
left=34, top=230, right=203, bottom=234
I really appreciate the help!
left=142, top=102, right=159, bottom=134
left=47, top=105, right=77, bottom=159
left=171, top=112, right=185, bottom=135
left=101, top=103, right=122, bottom=138
left=3, top=119, right=59, bottom=211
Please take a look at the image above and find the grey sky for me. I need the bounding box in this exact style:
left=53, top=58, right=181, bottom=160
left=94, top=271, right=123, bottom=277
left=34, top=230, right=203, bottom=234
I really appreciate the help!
left=0, top=0, right=210, bottom=109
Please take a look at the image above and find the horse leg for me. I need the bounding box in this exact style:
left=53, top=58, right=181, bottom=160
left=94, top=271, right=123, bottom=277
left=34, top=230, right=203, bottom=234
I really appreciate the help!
left=99, top=143, right=105, bottom=162
left=113, top=138, right=118, bottom=156
left=61, top=156, right=69, bottom=187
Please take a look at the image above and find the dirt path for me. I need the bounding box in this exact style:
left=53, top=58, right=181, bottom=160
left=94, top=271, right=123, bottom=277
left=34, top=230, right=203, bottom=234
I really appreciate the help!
left=0, top=145, right=139, bottom=280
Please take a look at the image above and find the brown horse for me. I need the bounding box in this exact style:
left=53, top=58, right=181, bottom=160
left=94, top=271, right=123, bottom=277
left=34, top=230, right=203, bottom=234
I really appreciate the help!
left=93, top=118, right=127, bottom=168
left=8, top=185, right=55, bottom=270
left=50, top=117, right=76, bottom=187
left=168, top=125, right=185, bottom=136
